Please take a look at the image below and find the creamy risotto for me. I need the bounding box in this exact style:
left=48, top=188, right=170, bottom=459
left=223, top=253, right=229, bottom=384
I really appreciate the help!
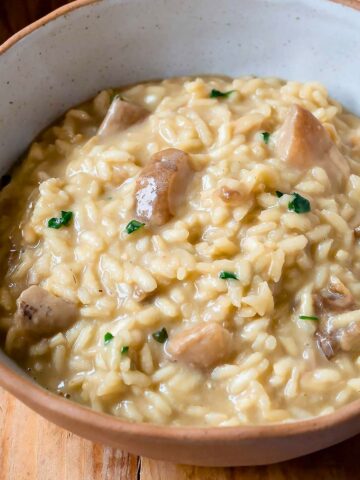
left=1, top=76, right=360, bottom=427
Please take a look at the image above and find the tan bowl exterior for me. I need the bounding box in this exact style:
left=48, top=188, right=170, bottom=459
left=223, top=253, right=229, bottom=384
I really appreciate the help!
left=1, top=357, right=360, bottom=466
left=0, top=0, right=360, bottom=467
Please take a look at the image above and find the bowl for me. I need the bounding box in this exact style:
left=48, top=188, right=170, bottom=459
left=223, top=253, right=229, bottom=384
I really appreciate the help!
left=1, top=0, right=360, bottom=466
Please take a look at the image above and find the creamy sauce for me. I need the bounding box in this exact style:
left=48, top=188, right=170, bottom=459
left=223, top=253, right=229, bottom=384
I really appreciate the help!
left=1, top=76, right=360, bottom=426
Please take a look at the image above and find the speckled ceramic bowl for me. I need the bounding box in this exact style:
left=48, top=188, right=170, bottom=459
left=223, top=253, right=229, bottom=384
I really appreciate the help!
left=1, top=0, right=360, bottom=466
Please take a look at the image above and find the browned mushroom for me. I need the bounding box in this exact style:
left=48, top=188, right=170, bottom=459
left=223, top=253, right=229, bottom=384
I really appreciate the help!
left=314, top=278, right=360, bottom=359
left=135, top=148, right=193, bottom=226
left=315, top=277, right=355, bottom=314
left=11, top=285, right=78, bottom=338
left=316, top=321, right=360, bottom=360
left=354, top=226, right=360, bottom=239
left=276, top=105, right=349, bottom=190
left=98, top=97, right=149, bottom=137
left=166, top=322, right=232, bottom=369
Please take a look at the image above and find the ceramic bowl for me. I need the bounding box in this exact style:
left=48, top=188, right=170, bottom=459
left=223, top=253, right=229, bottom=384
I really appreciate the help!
left=1, top=0, right=360, bottom=466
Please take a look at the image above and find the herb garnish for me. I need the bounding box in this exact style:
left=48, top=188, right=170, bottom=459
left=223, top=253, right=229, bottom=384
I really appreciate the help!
left=121, top=345, right=129, bottom=354
left=125, top=219, right=145, bottom=234
left=219, top=271, right=238, bottom=280
left=276, top=191, right=284, bottom=198
left=48, top=211, right=73, bottom=229
left=288, top=193, right=311, bottom=214
left=104, top=332, right=114, bottom=344
left=152, top=327, right=168, bottom=344
left=299, top=315, right=319, bottom=321
left=210, top=89, right=235, bottom=98
left=110, top=93, right=124, bottom=102
left=261, top=132, right=271, bottom=144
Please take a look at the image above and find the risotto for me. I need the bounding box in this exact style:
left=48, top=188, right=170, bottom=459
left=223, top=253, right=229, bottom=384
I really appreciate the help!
left=1, top=76, right=360, bottom=426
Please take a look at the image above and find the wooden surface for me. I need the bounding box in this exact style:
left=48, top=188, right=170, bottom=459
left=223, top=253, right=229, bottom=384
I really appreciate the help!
left=1, top=0, right=360, bottom=479
left=1, top=387, right=360, bottom=480
left=0, top=0, right=73, bottom=44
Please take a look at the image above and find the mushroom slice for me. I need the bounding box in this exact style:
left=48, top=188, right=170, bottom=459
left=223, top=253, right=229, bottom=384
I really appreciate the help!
left=314, top=278, right=359, bottom=359
left=166, top=322, right=232, bottom=369
left=135, top=148, right=193, bottom=226
left=316, top=320, right=360, bottom=360
left=98, top=97, right=148, bottom=136
left=315, top=277, right=355, bottom=315
left=276, top=105, right=349, bottom=190
left=315, top=330, right=338, bottom=360
left=12, top=285, right=78, bottom=337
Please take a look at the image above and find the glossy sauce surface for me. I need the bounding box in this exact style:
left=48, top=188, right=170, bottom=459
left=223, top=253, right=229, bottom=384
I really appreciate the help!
left=1, top=76, right=360, bottom=426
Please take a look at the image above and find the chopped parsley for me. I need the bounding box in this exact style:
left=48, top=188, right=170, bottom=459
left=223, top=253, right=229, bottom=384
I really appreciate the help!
left=110, top=93, right=124, bottom=102
left=152, top=327, right=168, bottom=344
left=219, top=271, right=238, bottom=280
left=276, top=191, right=284, bottom=198
left=288, top=193, right=311, bottom=214
left=104, top=332, right=114, bottom=344
left=121, top=345, right=129, bottom=354
left=210, top=89, right=235, bottom=98
left=261, top=132, right=271, bottom=144
left=125, top=219, right=145, bottom=234
left=48, top=211, right=73, bottom=229
left=299, top=315, right=319, bottom=321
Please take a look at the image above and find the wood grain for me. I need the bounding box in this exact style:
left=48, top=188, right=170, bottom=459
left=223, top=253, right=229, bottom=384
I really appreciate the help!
left=0, top=388, right=138, bottom=480
left=0, top=0, right=73, bottom=44
left=1, top=387, right=360, bottom=480
left=141, top=442, right=360, bottom=480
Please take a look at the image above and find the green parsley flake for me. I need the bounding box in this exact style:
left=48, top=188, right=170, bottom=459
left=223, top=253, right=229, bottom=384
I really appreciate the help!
left=261, top=132, right=271, bottom=144
left=299, top=315, right=319, bottom=321
left=121, top=345, right=129, bottom=354
left=276, top=191, right=284, bottom=198
left=152, top=327, right=168, bottom=344
left=219, top=271, right=238, bottom=280
left=126, top=219, right=145, bottom=234
left=48, top=211, right=73, bottom=229
left=110, top=93, right=124, bottom=102
left=210, top=89, right=235, bottom=98
left=104, top=332, right=114, bottom=344
left=288, top=193, right=311, bottom=214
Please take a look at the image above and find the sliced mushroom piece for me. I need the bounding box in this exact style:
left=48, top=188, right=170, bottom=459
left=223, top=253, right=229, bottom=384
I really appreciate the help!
left=276, top=105, right=350, bottom=190
left=315, top=277, right=356, bottom=315
left=135, top=148, right=193, bottom=226
left=12, top=285, right=78, bottom=337
left=315, top=330, right=338, bottom=360
left=316, top=320, right=360, bottom=360
left=98, top=97, right=149, bottom=137
left=166, top=322, right=232, bottom=369
left=314, top=277, right=359, bottom=359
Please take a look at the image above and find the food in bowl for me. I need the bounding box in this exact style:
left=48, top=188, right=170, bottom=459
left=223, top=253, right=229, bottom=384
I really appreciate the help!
left=1, top=75, right=360, bottom=427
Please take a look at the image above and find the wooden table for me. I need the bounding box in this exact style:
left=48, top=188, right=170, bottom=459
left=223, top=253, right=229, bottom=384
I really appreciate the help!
left=1, top=387, right=359, bottom=479
left=1, top=0, right=360, bottom=478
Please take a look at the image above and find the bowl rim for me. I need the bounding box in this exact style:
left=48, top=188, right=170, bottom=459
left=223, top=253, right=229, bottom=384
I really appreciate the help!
left=0, top=0, right=359, bottom=58
left=1, top=356, right=360, bottom=441
left=0, top=0, right=360, bottom=444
